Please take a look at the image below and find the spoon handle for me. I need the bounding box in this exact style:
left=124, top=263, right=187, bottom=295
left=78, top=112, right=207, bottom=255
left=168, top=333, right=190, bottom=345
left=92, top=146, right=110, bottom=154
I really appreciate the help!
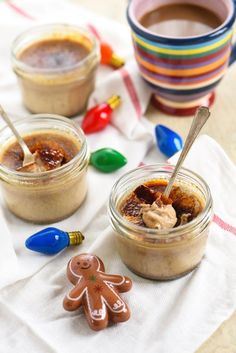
left=163, top=106, right=211, bottom=198
left=0, top=105, right=31, bottom=156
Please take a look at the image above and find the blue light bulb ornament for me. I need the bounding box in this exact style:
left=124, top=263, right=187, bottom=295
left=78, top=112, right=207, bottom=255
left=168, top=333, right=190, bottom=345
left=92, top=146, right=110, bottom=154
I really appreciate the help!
left=155, top=124, right=183, bottom=158
left=25, top=227, right=84, bottom=255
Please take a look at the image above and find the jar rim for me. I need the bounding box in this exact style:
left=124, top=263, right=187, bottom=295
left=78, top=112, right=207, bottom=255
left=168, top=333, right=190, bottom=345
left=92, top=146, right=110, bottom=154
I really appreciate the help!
left=0, top=113, right=89, bottom=180
left=11, top=23, right=100, bottom=75
left=109, top=163, right=213, bottom=239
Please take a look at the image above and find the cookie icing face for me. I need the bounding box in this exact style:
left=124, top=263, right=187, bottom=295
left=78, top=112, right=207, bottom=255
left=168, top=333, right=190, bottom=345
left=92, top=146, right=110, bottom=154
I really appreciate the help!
left=73, top=254, right=96, bottom=271
left=69, top=254, right=104, bottom=279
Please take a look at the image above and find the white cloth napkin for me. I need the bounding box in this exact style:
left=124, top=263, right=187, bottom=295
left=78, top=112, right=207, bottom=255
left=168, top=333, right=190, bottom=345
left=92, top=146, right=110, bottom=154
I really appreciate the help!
left=0, top=1, right=236, bottom=353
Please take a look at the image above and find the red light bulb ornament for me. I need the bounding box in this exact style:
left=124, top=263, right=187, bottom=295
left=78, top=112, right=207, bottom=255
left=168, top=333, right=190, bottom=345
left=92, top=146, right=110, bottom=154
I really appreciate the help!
left=100, top=41, right=125, bottom=69
left=82, top=95, right=121, bottom=134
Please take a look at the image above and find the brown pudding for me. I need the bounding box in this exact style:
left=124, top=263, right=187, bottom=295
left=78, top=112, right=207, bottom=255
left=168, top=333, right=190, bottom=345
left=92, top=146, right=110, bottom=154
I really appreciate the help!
left=109, top=165, right=213, bottom=280
left=18, top=39, right=90, bottom=70
left=0, top=131, right=80, bottom=172
left=120, top=180, right=203, bottom=228
left=12, top=24, right=100, bottom=116
left=0, top=115, right=89, bottom=223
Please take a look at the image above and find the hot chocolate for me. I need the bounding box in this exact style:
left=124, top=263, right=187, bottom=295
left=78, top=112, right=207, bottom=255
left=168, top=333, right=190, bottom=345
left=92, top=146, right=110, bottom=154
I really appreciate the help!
left=139, top=4, right=222, bottom=37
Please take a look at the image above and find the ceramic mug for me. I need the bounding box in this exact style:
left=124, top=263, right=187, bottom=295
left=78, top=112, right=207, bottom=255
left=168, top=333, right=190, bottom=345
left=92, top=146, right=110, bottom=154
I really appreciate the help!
left=127, top=0, right=236, bottom=116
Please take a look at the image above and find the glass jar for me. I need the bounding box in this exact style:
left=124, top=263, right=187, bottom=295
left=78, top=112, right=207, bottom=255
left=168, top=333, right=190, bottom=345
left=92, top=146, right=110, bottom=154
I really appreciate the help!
left=11, top=24, right=100, bottom=117
left=109, top=164, right=213, bottom=280
left=0, top=114, right=89, bottom=223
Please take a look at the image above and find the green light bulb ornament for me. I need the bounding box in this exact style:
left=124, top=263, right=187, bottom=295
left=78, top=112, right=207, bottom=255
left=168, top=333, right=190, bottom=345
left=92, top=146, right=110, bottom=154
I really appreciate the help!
left=90, top=148, right=127, bottom=173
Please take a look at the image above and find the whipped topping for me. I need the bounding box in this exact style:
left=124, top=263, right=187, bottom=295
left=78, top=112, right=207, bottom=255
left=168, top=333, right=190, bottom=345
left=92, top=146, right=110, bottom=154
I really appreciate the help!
left=141, top=201, right=177, bottom=229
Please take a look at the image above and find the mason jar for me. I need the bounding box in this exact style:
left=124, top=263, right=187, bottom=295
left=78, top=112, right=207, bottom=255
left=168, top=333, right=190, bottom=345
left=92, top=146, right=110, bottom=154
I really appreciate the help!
left=109, top=164, right=213, bottom=280
left=11, top=24, right=100, bottom=117
left=0, top=114, right=89, bottom=223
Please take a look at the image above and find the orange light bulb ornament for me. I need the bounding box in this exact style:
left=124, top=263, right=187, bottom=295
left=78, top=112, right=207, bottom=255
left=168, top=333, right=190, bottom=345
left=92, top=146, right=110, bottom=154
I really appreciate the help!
left=100, top=42, right=125, bottom=69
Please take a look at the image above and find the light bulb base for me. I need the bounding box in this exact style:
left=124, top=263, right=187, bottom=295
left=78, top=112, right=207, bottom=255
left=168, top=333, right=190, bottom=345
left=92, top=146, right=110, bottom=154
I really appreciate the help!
left=107, top=95, right=121, bottom=110
left=68, top=231, right=84, bottom=246
left=110, top=53, right=125, bottom=68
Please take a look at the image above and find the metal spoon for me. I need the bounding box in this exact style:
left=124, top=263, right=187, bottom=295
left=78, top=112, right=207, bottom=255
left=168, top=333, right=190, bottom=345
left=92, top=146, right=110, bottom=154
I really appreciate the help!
left=163, top=106, right=211, bottom=198
left=0, top=105, right=35, bottom=167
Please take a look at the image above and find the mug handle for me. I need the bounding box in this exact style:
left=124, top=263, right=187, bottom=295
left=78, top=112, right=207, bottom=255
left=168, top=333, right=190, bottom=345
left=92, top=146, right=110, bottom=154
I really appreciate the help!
left=230, top=44, right=236, bottom=65
left=229, top=0, right=236, bottom=65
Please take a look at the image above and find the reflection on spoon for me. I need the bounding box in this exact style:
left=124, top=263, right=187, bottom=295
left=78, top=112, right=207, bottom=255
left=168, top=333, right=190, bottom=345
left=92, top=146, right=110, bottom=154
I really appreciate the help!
left=163, top=106, right=211, bottom=198
left=0, top=105, right=36, bottom=169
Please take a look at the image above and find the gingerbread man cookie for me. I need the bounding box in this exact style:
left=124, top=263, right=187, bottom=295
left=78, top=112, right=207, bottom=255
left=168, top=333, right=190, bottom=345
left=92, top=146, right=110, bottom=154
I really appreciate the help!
left=63, top=253, right=132, bottom=331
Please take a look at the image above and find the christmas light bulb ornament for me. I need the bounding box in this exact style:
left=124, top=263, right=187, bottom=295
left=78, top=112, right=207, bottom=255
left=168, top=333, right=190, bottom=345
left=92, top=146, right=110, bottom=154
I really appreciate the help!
left=90, top=148, right=127, bottom=173
left=100, top=42, right=125, bottom=68
left=25, top=227, right=84, bottom=255
left=82, top=95, right=121, bottom=134
left=155, top=125, right=183, bottom=158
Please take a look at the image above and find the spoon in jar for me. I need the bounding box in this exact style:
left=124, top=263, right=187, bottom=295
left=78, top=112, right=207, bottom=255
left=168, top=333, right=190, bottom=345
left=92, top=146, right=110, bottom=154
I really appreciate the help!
left=0, top=105, right=36, bottom=168
left=163, top=106, right=211, bottom=198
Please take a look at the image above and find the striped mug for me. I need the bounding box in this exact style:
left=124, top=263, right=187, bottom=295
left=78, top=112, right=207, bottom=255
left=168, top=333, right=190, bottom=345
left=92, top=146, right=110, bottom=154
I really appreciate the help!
left=127, top=0, right=236, bottom=116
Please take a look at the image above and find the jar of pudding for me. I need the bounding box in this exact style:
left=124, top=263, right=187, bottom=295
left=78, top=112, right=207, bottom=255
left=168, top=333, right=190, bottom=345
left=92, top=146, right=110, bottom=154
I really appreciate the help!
left=109, top=164, right=213, bottom=280
left=11, top=24, right=100, bottom=117
left=0, top=114, right=89, bottom=223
